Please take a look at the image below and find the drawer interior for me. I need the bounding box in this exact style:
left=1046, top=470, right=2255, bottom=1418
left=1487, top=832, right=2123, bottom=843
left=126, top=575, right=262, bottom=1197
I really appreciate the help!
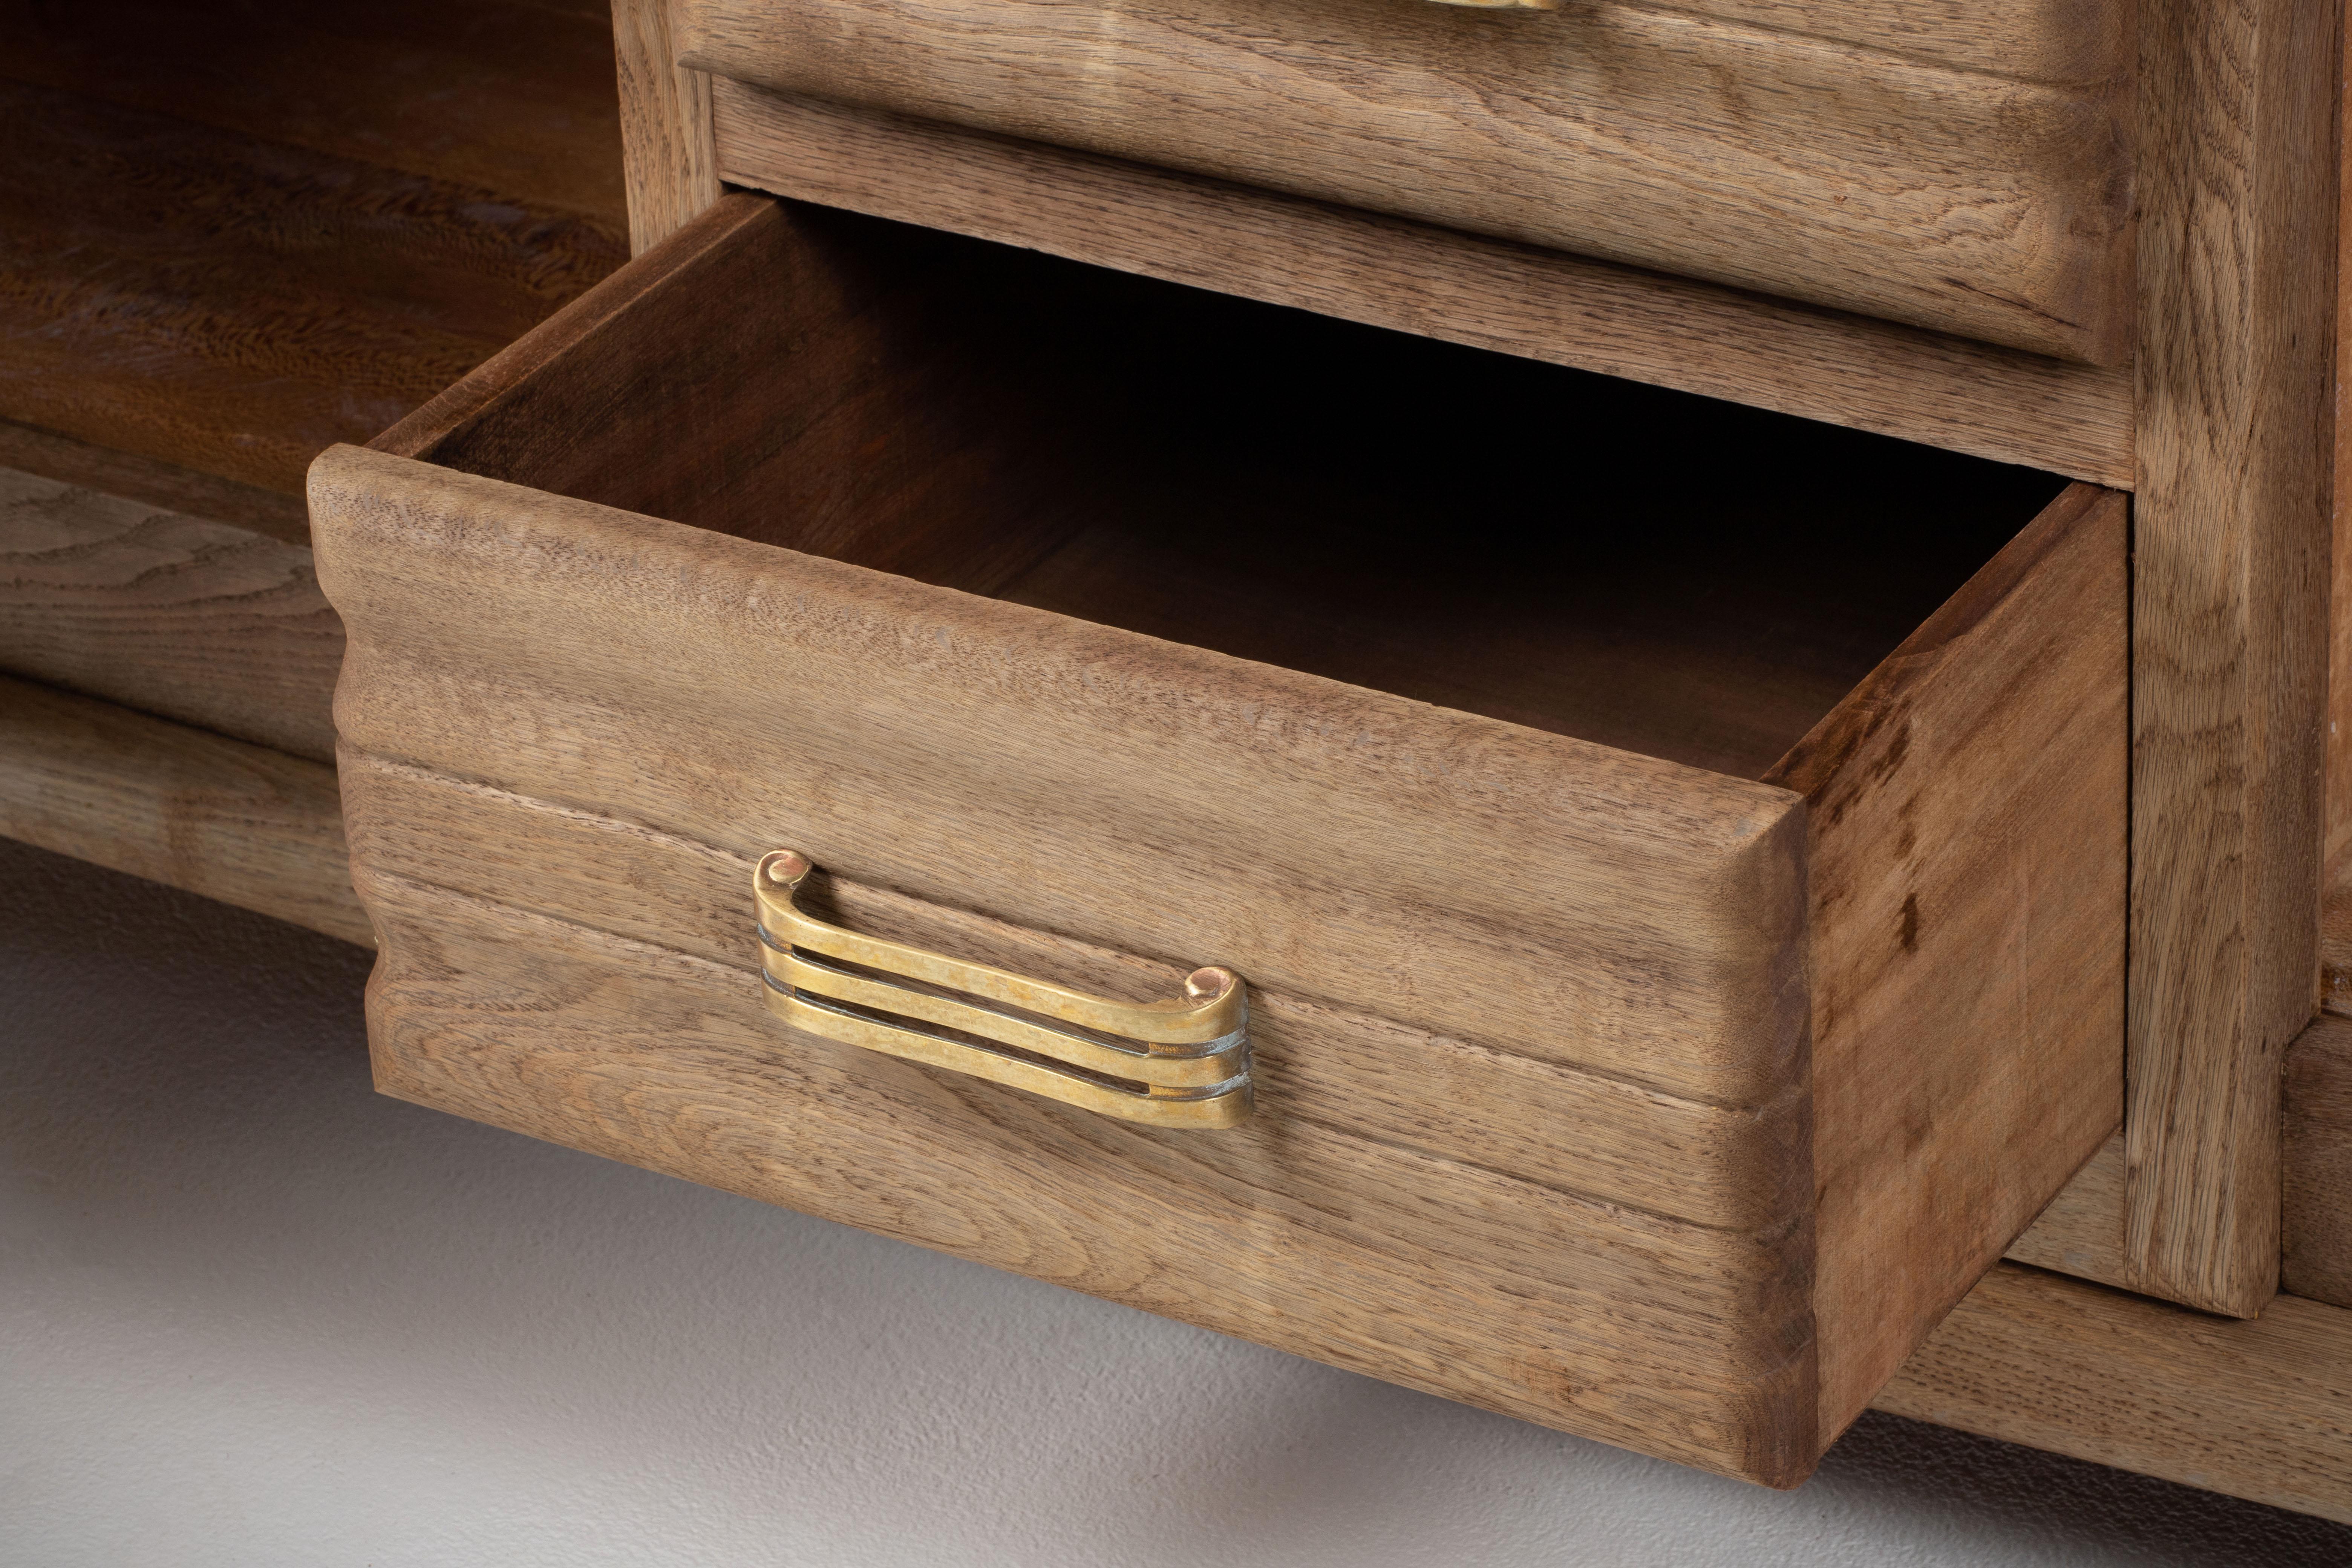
left=394, top=198, right=2069, bottom=782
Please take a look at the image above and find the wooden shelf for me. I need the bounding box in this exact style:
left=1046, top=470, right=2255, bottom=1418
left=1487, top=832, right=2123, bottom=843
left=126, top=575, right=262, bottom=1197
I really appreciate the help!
left=0, top=0, right=626, bottom=499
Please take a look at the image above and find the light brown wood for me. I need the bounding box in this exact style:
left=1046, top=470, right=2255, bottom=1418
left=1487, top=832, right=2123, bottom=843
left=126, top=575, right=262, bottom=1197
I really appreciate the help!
left=707, top=84, right=2136, bottom=487
left=614, top=0, right=721, bottom=254
left=676, top=0, right=2132, bottom=361
left=2003, top=1134, right=2132, bottom=1288
left=312, top=448, right=1812, bottom=1132
left=0, top=420, right=309, bottom=546
left=0, top=675, right=369, bottom=949
left=2125, top=0, right=2340, bottom=1317
left=309, top=194, right=2126, bottom=1479
left=358, top=865, right=1819, bottom=1482
left=0, top=467, right=342, bottom=761
left=316, top=452, right=1822, bottom=1483
left=1876, top=1263, right=2352, bottom=1526
left=1767, top=485, right=2128, bottom=1435
left=2285, top=1015, right=2352, bottom=1308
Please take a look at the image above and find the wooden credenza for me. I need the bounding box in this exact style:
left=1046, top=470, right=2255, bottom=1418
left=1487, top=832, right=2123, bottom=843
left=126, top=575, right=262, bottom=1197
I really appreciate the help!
left=5, top=0, right=2350, bottom=1518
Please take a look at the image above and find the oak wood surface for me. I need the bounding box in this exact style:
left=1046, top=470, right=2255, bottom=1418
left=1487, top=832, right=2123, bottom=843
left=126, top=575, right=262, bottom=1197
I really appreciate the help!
left=1875, top=1263, right=2352, bottom=1526
left=378, top=196, right=1107, bottom=603
left=312, top=446, right=1828, bottom=1479
left=311, top=203, right=2125, bottom=1479
left=677, top=0, right=2132, bottom=361
left=312, top=443, right=1813, bottom=1109
left=382, top=194, right=2076, bottom=775
left=2285, top=1016, right=2352, bottom=1307
left=4, top=696, right=2326, bottom=1515
left=0, top=420, right=309, bottom=546
left=0, top=467, right=341, bottom=761
left=357, top=866, right=1820, bottom=1483
left=0, top=674, right=369, bottom=949
left=2004, top=1135, right=2132, bottom=1289
left=338, top=749, right=1808, bottom=1234
left=614, top=0, right=722, bottom=253
left=2125, top=0, right=2340, bottom=1316
left=2331, top=0, right=2352, bottom=885
left=0, top=0, right=626, bottom=228
left=0, top=78, right=625, bottom=498
left=2324, top=859, right=2352, bottom=1015
left=706, top=84, right=2136, bottom=487
left=1767, top=485, right=2127, bottom=1436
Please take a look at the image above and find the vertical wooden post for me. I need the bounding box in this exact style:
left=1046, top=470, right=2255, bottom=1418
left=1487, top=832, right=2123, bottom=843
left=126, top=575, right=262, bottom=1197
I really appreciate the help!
left=612, top=0, right=721, bottom=256
left=2130, top=0, right=2340, bottom=1315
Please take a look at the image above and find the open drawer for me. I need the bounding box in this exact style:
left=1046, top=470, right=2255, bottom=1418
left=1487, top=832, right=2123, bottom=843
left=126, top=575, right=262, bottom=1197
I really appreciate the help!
left=309, top=193, right=2124, bottom=1486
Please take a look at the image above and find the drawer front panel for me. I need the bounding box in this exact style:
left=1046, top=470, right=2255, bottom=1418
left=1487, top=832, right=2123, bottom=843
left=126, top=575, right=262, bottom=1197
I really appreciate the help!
left=359, top=869, right=1816, bottom=1481
left=310, top=444, right=1821, bottom=1483
left=675, top=0, right=2131, bottom=362
left=311, top=450, right=1812, bottom=1109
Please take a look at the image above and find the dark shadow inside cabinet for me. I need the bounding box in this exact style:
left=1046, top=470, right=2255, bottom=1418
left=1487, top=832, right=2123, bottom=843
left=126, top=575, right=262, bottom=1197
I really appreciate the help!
left=404, top=196, right=2075, bottom=782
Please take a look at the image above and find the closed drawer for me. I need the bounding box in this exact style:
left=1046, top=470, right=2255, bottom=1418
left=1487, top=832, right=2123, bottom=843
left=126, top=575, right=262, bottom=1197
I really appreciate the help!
left=673, top=0, right=2132, bottom=363
left=309, top=194, right=2124, bottom=1486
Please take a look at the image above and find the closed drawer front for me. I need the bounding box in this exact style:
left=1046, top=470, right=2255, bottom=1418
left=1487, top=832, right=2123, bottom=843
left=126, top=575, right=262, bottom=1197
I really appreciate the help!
left=674, top=0, right=2132, bottom=363
left=311, top=194, right=2124, bottom=1487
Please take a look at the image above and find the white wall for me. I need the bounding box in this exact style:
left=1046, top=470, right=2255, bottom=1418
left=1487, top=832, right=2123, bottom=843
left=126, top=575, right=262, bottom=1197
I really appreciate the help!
left=4, top=835, right=2347, bottom=1567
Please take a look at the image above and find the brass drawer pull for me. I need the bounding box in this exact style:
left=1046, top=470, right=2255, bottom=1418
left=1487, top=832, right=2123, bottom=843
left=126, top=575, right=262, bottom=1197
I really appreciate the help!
left=755, top=851, right=1253, bottom=1127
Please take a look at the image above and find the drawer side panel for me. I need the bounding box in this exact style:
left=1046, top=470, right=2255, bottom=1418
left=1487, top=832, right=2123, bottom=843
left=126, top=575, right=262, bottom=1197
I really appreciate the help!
left=1772, top=484, right=2129, bottom=1436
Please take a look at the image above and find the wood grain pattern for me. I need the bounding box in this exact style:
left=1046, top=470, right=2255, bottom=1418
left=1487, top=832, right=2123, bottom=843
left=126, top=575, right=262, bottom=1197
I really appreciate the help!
left=677, top=0, right=2133, bottom=361
left=312, top=445, right=1814, bottom=1109
left=2125, top=0, right=2340, bottom=1316
left=0, top=674, right=368, bottom=949
left=358, top=866, right=1819, bottom=1483
left=614, top=0, right=722, bottom=254
left=378, top=194, right=2080, bottom=776
left=1768, top=484, right=2127, bottom=1436
left=314, top=194, right=2123, bottom=1478
left=0, top=0, right=627, bottom=227
left=0, top=420, right=309, bottom=546
left=0, top=467, right=341, bottom=761
left=313, top=453, right=1826, bottom=1479
left=337, top=750, right=1808, bottom=1232
left=2323, top=859, right=2352, bottom=1015
left=2003, top=1134, right=2132, bottom=1288
left=708, top=84, right=2136, bottom=487
left=2285, top=1015, right=2352, bottom=1308
left=315, top=445, right=2122, bottom=1468
left=2330, top=0, right=2352, bottom=886
left=0, top=80, right=625, bottom=497
left=1875, top=1263, right=2352, bottom=1526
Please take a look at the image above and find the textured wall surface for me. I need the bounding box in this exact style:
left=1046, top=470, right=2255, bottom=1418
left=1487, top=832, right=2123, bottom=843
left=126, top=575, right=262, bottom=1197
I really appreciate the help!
left=5, top=835, right=2350, bottom=1567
